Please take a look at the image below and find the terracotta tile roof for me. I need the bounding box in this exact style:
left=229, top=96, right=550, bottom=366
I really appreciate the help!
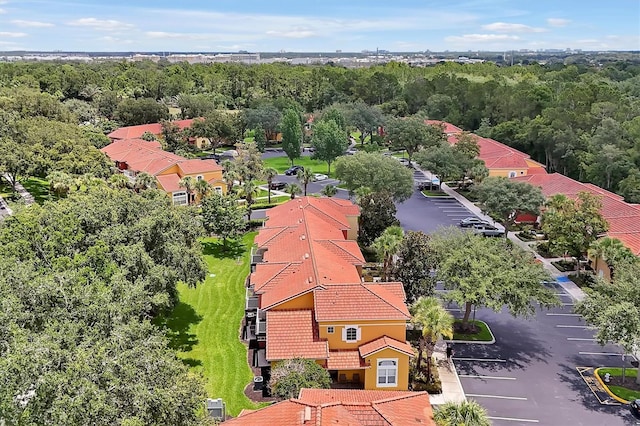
left=177, top=158, right=222, bottom=174
left=311, top=242, right=364, bottom=284
left=266, top=310, right=328, bottom=361
left=358, top=336, right=415, bottom=358
left=227, top=391, right=435, bottom=425
left=155, top=173, right=182, bottom=193
left=314, top=283, right=410, bottom=322
left=107, top=119, right=194, bottom=140
left=425, top=119, right=463, bottom=135
left=251, top=260, right=323, bottom=310
left=368, top=282, right=407, bottom=305
left=316, top=240, right=365, bottom=265
left=326, top=350, right=369, bottom=370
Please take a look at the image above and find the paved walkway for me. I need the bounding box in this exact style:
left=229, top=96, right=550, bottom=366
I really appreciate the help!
left=429, top=339, right=466, bottom=405
left=3, top=174, right=35, bottom=206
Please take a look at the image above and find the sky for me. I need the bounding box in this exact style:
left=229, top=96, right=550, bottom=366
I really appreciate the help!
left=0, top=0, right=638, bottom=52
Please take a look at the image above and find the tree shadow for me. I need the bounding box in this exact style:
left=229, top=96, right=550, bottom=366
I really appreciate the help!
left=202, top=239, right=246, bottom=259
left=156, top=301, right=203, bottom=356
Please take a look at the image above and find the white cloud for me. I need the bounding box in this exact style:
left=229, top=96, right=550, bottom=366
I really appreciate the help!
left=547, top=18, right=570, bottom=27
left=0, top=31, right=27, bottom=37
left=0, top=8, right=6, bottom=14
left=482, top=22, right=546, bottom=33
left=68, top=18, right=134, bottom=31
left=99, top=36, right=132, bottom=44
left=266, top=29, right=316, bottom=39
left=445, top=34, right=520, bottom=42
left=11, top=19, right=54, bottom=28
left=146, top=31, right=210, bottom=40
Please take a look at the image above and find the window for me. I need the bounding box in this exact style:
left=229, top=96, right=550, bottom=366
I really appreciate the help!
left=327, top=326, right=334, bottom=334
left=377, top=359, right=398, bottom=387
left=172, top=191, right=188, bottom=206
left=342, top=326, right=361, bottom=342
left=508, top=171, right=517, bottom=178
left=196, top=175, right=204, bottom=181
left=214, top=186, right=223, bottom=194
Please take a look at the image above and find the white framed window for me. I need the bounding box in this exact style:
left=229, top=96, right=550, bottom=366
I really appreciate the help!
left=172, top=191, right=188, bottom=205
left=342, top=325, right=361, bottom=342
left=196, top=175, right=204, bottom=181
left=377, top=358, right=398, bottom=387
left=327, top=326, right=334, bottom=334
left=214, top=186, right=223, bottom=194
left=508, top=171, right=517, bottom=178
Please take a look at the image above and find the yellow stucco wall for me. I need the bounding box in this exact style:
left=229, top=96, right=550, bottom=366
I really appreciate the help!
left=156, top=164, right=180, bottom=177
left=318, top=320, right=407, bottom=350
left=363, top=348, right=410, bottom=390
left=346, top=215, right=359, bottom=240
left=270, top=292, right=315, bottom=310
left=590, top=255, right=612, bottom=282
left=335, top=369, right=366, bottom=384
left=488, top=168, right=528, bottom=178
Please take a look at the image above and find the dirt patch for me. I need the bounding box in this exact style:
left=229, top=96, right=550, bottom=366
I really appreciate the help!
left=454, top=322, right=480, bottom=335
left=606, top=375, right=640, bottom=393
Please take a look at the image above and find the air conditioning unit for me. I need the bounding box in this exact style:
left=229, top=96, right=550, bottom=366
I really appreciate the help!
left=206, top=398, right=226, bottom=421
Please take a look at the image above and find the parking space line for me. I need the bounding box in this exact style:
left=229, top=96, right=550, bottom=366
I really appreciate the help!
left=556, top=325, right=592, bottom=329
left=579, top=352, right=620, bottom=356
left=467, top=393, right=527, bottom=400
left=459, top=375, right=516, bottom=380
left=454, top=357, right=507, bottom=363
left=488, top=416, right=539, bottom=423
left=546, top=313, right=581, bottom=317
left=561, top=303, right=575, bottom=306
left=567, top=338, right=597, bottom=341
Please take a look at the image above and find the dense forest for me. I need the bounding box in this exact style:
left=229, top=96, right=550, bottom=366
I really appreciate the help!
left=1, top=58, right=639, bottom=200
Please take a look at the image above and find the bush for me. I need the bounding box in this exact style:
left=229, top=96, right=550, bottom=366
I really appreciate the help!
left=268, top=358, right=331, bottom=400
left=410, top=358, right=442, bottom=393
left=552, top=259, right=577, bottom=272
left=245, top=219, right=266, bottom=231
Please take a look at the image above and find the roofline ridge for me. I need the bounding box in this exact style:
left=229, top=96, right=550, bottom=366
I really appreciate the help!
left=364, top=283, right=411, bottom=319
left=262, top=285, right=324, bottom=310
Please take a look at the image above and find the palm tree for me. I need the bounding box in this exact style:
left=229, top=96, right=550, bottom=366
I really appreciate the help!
left=240, top=180, right=260, bottom=220
left=134, top=172, right=156, bottom=191
left=194, top=179, right=212, bottom=202
left=433, top=401, right=491, bottom=426
left=107, top=173, right=131, bottom=190
left=321, top=184, right=338, bottom=197
left=178, top=176, right=196, bottom=205
left=588, top=237, right=636, bottom=279
left=264, top=167, right=278, bottom=204
left=222, top=160, right=241, bottom=193
left=411, top=297, right=454, bottom=380
left=297, top=167, right=314, bottom=196
left=286, top=183, right=302, bottom=200
left=372, top=226, right=404, bottom=281
left=47, top=171, right=73, bottom=197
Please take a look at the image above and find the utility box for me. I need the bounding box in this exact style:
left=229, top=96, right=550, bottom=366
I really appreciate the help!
left=206, top=398, right=226, bottom=421
left=253, top=376, right=264, bottom=391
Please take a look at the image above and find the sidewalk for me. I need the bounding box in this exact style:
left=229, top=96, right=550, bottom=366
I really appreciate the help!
left=3, top=174, right=35, bottom=206
left=429, top=339, right=466, bottom=405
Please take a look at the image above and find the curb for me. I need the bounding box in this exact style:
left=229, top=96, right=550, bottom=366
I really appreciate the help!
left=419, top=191, right=453, bottom=199
left=446, top=320, right=496, bottom=345
left=594, top=368, right=631, bottom=404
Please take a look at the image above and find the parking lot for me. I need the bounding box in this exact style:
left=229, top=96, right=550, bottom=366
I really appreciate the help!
left=448, top=281, right=638, bottom=425
left=396, top=188, right=478, bottom=234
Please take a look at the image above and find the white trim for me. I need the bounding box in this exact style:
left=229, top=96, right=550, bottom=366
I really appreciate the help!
left=172, top=191, right=188, bottom=206
left=196, top=175, right=204, bottom=181
left=214, top=186, right=223, bottom=194
left=342, top=325, right=360, bottom=343
left=376, top=358, right=398, bottom=388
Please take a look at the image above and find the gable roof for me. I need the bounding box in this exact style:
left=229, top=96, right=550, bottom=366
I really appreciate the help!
left=155, top=173, right=182, bottom=193
left=326, top=350, right=369, bottom=370
left=358, top=336, right=415, bottom=358
left=266, top=310, right=328, bottom=361
left=314, top=283, right=410, bottom=322
left=227, top=390, right=435, bottom=425
left=178, top=158, right=222, bottom=174
left=107, top=119, right=195, bottom=140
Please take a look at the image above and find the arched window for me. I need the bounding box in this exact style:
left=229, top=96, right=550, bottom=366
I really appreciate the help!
left=377, top=359, right=398, bottom=387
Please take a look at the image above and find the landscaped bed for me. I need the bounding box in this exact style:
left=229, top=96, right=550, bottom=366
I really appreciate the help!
left=446, top=319, right=494, bottom=343
left=597, top=368, right=640, bottom=402
left=263, top=156, right=331, bottom=176
left=421, top=189, right=449, bottom=197
left=158, top=233, right=260, bottom=416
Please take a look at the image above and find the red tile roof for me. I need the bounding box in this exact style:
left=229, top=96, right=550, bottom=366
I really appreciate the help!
left=358, top=336, right=415, bottom=358
left=266, top=310, right=328, bottom=361
left=107, top=119, right=194, bottom=140
left=314, top=283, right=410, bottom=322
left=178, top=158, right=222, bottom=174
left=227, top=391, right=435, bottom=425
left=326, top=350, right=369, bottom=370
left=155, top=173, right=182, bottom=193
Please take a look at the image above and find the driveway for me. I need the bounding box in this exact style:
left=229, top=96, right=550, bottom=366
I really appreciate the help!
left=396, top=189, right=478, bottom=234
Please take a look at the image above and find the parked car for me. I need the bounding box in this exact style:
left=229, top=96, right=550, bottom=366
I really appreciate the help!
left=472, top=224, right=505, bottom=237
left=313, top=173, right=328, bottom=181
left=630, top=399, right=640, bottom=418
left=269, top=182, right=287, bottom=191
left=284, top=165, right=304, bottom=176
left=459, top=217, right=490, bottom=227
left=345, top=148, right=358, bottom=155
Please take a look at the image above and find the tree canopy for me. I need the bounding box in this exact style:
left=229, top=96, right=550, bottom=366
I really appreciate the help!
left=334, top=152, right=414, bottom=202
left=311, top=119, right=349, bottom=175
left=0, top=188, right=208, bottom=424
left=268, top=358, right=331, bottom=400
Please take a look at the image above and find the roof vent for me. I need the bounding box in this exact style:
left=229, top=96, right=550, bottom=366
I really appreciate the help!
left=301, top=235, right=306, bottom=240
left=304, top=253, right=309, bottom=259
left=308, top=276, right=313, bottom=283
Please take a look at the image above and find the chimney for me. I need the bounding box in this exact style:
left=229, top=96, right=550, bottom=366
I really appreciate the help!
left=304, top=406, right=312, bottom=422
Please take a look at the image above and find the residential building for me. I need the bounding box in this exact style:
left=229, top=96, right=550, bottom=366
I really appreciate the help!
left=225, top=388, right=435, bottom=425
left=245, top=197, right=414, bottom=391
left=101, top=138, right=226, bottom=204
left=107, top=119, right=214, bottom=149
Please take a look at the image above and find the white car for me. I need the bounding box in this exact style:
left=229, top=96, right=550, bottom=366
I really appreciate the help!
left=313, top=173, right=329, bottom=181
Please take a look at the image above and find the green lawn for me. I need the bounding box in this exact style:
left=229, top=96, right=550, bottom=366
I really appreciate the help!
left=158, top=233, right=260, bottom=416
left=447, top=320, right=494, bottom=342
left=597, top=368, right=640, bottom=402
left=20, top=177, right=57, bottom=204
left=263, top=156, right=332, bottom=177
left=421, top=189, right=449, bottom=197
left=253, top=195, right=290, bottom=209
